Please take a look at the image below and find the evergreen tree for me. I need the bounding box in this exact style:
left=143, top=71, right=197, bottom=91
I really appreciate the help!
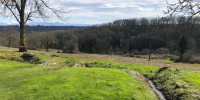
left=178, top=35, right=189, bottom=61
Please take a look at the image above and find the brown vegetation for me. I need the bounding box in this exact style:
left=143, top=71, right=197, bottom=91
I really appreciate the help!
left=1, top=47, right=199, bottom=71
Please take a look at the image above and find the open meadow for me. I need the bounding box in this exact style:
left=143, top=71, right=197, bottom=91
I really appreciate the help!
left=0, top=47, right=199, bottom=99
left=1, top=0, right=200, bottom=100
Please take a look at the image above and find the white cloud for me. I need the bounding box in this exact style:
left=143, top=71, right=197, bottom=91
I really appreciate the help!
left=65, top=0, right=167, bottom=24
left=0, top=0, right=167, bottom=25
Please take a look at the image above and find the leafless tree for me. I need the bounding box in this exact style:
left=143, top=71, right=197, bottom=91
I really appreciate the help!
left=0, top=0, right=68, bottom=52
left=41, top=32, right=55, bottom=52
left=2, top=26, right=18, bottom=47
left=166, top=0, right=200, bottom=19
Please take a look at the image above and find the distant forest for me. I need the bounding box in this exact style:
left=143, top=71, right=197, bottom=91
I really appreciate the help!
left=0, top=25, right=81, bottom=33
left=0, top=16, right=200, bottom=55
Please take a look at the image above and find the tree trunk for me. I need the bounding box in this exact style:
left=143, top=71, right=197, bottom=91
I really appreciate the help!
left=46, top=41, right=49, bottom=52
left=19, top=19, right=27, bottom=52
left=8, top=34, right=11, bottom=47
left=19, top=1, right=27, bottom=52
left=179, top=53, right=183, bottom=61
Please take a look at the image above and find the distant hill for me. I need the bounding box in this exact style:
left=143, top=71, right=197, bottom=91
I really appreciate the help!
left=25, top=25, right=83, bottom=33
left=0, top=25, right=83, bottom=33
left=26, top=22, right=91, bottom=27
left=0, top=21, right=91, bottom=26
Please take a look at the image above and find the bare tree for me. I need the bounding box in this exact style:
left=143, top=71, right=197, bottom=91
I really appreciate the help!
left=41, top=32, right=55, bottom=52
left=0, top=0, right=68, bottom=52
left=2, top=26, right=18, bottom=47
left=166, top=0, right=200, bottom=19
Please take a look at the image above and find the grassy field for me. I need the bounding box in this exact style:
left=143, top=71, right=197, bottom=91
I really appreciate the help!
left=0, top=60, right=157, bottom=100
left=0, top=47, right=200, bottom=99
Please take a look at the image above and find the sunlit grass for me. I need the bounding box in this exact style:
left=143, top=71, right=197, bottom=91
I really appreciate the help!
left=0, top=59, right=157, bottom=100
left=0, top=47, right=199, bottom=100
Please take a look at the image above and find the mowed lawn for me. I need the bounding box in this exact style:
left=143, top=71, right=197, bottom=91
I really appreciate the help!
left=0, top=59, right=157, bottom=100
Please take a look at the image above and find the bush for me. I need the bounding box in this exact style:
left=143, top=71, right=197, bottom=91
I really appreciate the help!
left=155, top=48, right=170, bottom=54
left=29, top=56, right=43, bottom=64
left=130, top=49, right=140, bottom=55
left=51, top=54, right=59, bottom=57
left=189, top=56, right=200, bottom=64
left=170, top=56, right=180, bottom=62
left=178, top=35, right=189, bottom=61
left=0, top=53, right=23, bottom=62
left=65, top=57, right=76, bottom=64
left=182, top=53, right=200, bottom=64
left=140, top=49, right=150, bottom=55
left=173, top=51, right=200, bottom=64
left=85, top=61, right=121, bottom=69
left=0, top=53, right=43, bottom=64
left=63, top=43, right=79, bottom=53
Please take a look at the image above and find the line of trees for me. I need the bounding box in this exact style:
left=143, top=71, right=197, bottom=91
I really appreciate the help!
left=0, top=16, right=199, bottom=56
left=0, top=26, right=81, bottom=33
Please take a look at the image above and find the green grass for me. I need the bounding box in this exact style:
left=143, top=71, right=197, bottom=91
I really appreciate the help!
left=0, top=47, right=200, bottom=99
left=163, top=60, right=174, bottom=63
left=85, top=60, right=200, bottom=100
left=0, top=59, right=157, bottom=100
left=152, top=68, right=200, bottom=100
left=181, top=71, right=200, bottom=89
left=86, top=60, right=159, bottom=78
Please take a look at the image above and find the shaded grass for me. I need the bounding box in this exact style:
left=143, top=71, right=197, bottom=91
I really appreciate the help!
left=0, top=59, right=157, bottom=100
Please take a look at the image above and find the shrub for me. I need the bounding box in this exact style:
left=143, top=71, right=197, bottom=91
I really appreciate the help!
left=29, top=56, right=43, bottom=64
left=189, top=56, right=200, bottom=64
left=65, top=57, right=76, bottom=64
left=51, top=54, right=59, bottom=57
left=85, top=61, right=121, bottom=69
left=140, top=49, right=150, bottom=55
left=155, top=48, right=170, bottom=54
left=170, top=56, right=180, bottom=62
left=130, top=49, right=140, bottom=55
left=0, top=53, right=43, bottom=64
left=0, top=53, right=23, bottom=62
left=178, top=35, right=189, bottom=61
left=182, top=53, right=200, bottom=64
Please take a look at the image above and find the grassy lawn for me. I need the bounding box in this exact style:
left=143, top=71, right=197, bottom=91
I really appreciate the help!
left=0, top=47, right=200, bottom=99
left=0, top=59, right=157, bottom=100
left=181, top=71, right=200, bottom=89
left=85, top=60, right=200, bottom=99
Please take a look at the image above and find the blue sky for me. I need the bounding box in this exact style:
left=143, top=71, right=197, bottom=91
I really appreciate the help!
left=0, top=0, right=167, bottom=25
